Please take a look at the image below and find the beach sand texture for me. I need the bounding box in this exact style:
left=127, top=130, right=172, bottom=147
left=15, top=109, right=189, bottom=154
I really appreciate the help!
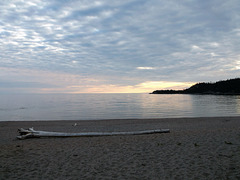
left=0, top=117, right=240, bottom=179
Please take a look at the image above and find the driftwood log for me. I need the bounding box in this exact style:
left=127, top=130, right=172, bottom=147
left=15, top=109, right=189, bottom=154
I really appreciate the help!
left=17, top=127, right=170, bottom=140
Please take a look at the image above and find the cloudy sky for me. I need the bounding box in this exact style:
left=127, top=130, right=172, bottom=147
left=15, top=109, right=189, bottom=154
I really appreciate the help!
left=0, top=0, right=240, bottom=93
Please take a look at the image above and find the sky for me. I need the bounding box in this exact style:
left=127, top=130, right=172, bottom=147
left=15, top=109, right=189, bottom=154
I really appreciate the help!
left=0, top=0, right=240, bottom=94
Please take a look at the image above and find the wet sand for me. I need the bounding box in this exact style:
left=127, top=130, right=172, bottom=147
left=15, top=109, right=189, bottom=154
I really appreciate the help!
left=0, top=117, right=240, bottom=179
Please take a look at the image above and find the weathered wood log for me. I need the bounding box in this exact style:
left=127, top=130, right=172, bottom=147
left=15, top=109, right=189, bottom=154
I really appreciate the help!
left=17, top=127, right=170, bottom=140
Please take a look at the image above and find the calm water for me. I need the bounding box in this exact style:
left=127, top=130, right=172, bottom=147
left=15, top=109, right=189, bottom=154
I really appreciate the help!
left=0, top=93, right=240, bottom=121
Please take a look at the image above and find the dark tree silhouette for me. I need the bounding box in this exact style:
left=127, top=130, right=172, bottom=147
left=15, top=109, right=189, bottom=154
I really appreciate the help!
left=151, top=78, right=240, bottom=95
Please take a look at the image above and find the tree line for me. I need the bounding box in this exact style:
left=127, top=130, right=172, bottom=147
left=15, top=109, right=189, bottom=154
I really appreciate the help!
left=151, top=78, right=240, bottom=95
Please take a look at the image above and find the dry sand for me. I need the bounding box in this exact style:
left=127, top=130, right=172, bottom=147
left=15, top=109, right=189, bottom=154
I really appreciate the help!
left=0, top=117, right=240, bottom=179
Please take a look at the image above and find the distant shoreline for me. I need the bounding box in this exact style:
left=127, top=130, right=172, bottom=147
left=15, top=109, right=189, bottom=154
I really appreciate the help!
left=151, top=78, right=240, bottom=95
left=150, top=90, right=240, bottom=95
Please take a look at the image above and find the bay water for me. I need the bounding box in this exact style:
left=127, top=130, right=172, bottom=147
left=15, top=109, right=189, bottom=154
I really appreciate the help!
left=0, top=93, right=240, bottom=121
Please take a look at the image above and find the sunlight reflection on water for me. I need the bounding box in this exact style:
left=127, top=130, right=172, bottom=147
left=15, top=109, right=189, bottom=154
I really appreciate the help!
left=0, top=94, right=240, bottom=121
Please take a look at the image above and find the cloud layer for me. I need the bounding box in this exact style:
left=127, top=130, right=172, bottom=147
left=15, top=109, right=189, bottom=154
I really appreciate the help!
left=0, top=0, right=240, bottom=93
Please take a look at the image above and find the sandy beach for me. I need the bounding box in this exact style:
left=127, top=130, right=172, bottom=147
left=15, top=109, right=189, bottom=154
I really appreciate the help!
left=0, top=117, right=240, bottom=179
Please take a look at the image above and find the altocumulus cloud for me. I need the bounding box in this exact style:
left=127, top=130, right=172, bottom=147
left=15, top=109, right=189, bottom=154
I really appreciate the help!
left=0, top=0, right=240, bottom=93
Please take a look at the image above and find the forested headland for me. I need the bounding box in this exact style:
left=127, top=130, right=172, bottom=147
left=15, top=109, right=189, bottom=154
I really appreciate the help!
left=151, top=78, right=240, bottom=95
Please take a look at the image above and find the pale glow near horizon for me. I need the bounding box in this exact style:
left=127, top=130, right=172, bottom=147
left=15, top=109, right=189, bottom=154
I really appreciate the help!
left=0, top=67, right=194, bottom=94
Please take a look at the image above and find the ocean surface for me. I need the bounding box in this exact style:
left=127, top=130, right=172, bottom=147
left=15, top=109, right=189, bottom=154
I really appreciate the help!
left=0, top=93, right=240, bottom=121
